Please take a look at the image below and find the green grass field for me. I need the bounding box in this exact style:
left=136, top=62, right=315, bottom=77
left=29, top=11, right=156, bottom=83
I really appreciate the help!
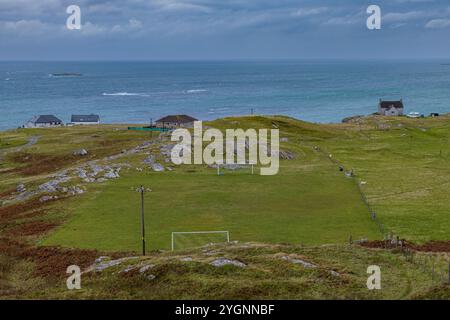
left=2, top=115, right=450, bottom=253
left=42, top=164, right=379, bottom=251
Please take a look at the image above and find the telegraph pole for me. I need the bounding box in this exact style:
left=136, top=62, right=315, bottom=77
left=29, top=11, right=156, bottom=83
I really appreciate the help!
left=138, top=186, right=146, bottom=256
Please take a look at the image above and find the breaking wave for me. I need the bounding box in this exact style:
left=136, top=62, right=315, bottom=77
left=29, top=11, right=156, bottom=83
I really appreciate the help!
left=184, top=89, right=208, bottom=94
left=102, top=92, right=149, bottom=97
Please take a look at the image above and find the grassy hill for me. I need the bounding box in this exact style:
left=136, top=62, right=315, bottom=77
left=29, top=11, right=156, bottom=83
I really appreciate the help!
left=0, top=115, right=449, bottom=299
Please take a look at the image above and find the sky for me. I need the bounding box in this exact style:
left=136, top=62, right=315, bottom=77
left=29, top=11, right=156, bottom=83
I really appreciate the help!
left=1, top=0, right=450, bottom=60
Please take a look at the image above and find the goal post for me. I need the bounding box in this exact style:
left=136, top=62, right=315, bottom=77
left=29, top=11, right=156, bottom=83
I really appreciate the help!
left=171, top=231, right=230, bottom=251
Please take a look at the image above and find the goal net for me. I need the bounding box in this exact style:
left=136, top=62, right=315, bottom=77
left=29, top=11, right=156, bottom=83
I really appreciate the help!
left=171, top=231, right=230, bottom=251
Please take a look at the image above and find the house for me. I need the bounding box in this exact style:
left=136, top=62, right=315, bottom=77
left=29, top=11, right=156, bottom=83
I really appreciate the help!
left=71, top=114, right=100, bottom=125
left=378, top=99, right=404, bottom=116
left=25, top=115, right=63, bottom=128
left=155, top=115, right=198, bottom=128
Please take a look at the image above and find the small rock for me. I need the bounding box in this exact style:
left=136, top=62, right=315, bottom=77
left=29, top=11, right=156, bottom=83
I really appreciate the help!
left=282, top=256, right=316, bottom=269
left=67, top=186, right=85, bottom=196
left=91, top=257, right=138, bottom=272
left=139, top=264, right=154, bottom=273
left=76, top=169, right=88, bottom=179
left=147, top=274, right=156, bottom=281
left=210, top=258, right=246, bottom=268
left=16, top=184, right=26, bottom=193
left=104, top=171, right=119, bottom=179
left=94, top=259, right=123, bottom=272
left=280, top=137, right=289, bottom=142
left=330, top=270, right=340, bottom=277
left=120, top=265, right=137, bottom=273
left=143, top=155, right=155, bottom=165
left=180, top=257, right=193, bottom=262
left=151, top=163, right=165, bottom=172
left=90, top=165, right=104, bottom=177
left=39, top=195, right=58, bottom=203
left=278, top=150, right=296, bottom=160
left=95, top=256, right=110, bottom=263
left=73, top=149, right=88, bottom=156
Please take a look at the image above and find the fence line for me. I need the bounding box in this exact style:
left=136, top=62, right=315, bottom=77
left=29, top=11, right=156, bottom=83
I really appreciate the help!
left=312, top=145, right=388, bottom=237
left=310, top=144, right=450, bottom=285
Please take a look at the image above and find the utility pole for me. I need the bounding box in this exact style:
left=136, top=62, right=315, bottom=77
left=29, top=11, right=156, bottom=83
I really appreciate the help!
left=138, top=186, right=146, bottom=256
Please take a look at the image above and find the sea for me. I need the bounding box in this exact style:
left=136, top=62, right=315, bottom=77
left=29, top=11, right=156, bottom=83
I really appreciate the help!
left=1, top=60, right=450, bottom=131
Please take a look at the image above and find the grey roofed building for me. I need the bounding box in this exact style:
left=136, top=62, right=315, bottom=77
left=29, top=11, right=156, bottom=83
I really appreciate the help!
left=25, top=115, right=63, bottom=128
left=71, top=114, right=100, bottom=124
left=378, top=99, right=404, bottom=116
left=155, top=115, right=198, bottom=128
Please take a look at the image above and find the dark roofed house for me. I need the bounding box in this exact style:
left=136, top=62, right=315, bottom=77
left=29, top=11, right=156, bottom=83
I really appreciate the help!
left=155, top=115, right=198, bottom=128
left=25, top=115, right=63, bottom=128
left=71, top=114, right=100, bottom=125
left=378, top=99, right=404, bottom=116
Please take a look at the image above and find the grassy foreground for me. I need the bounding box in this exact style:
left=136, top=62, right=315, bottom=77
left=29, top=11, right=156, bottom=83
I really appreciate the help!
left=4, top=242, right=449, bottom=300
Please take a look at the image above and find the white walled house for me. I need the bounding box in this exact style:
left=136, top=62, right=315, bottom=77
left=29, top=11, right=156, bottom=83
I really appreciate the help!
left=25, top=115, right=63, bottom=128
left=71, top=114, right=100, bottom=125
left=378, top=99, right=404, bottom=116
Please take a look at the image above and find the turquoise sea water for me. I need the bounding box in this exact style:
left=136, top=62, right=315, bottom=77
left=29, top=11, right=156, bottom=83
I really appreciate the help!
left=1, top=60, right=450, bottom=130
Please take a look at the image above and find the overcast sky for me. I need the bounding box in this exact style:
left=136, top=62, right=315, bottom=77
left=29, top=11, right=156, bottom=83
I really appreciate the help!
left=1, top=0, right=450, bottom=60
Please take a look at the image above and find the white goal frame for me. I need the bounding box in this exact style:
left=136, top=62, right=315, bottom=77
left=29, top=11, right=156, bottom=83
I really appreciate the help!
left=171, top=231, right=230, bottom=251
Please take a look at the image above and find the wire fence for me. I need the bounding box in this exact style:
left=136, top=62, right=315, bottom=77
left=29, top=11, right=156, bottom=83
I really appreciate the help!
left=401, top=248, right=450, bottom=285
left=311, top=145, right=450, bottom=285
left=312, top=145, right=388, bottom=237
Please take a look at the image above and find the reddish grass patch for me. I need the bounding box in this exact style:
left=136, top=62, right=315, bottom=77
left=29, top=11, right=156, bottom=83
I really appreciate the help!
left=0, top=198, right=45, bottom=222
left=360, top=240, right=450, bottom=252
left=7, top=152, right=79, bottom=176
left=409, top=241, right=450, bottom=252
left=0, top=188, right=16, bottom=199
left=0, top=238, right=98, bottom=278
left=5, top=220, right=59, bottom=237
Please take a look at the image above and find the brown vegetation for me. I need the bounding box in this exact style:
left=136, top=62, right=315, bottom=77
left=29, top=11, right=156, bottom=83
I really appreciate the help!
left=7, top=152, right=78, bottom=176
left=360, top=240, right=450, bottom=252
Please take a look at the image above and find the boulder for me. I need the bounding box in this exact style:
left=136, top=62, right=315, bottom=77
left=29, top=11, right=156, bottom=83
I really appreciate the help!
left=143, top=155, right=155, bottom=165
left=76, top=169, right=88, bottom=179
left=210, top=258, right=246, bottom=268
left=180, top=257, right=193, bottom=262
left=104, top=170, right=119, bottom=179
left=16, top=184, right=26, bottom=193
left=73, top=149, right=88, bottom=156
left=139, top=264, right=154, bottom=273
left=151, top=163, right=165, bottom=172
left=281, top=256, right=316, bottom=269
left=39, top=195, right=58, bottom=203
left=279, top=150, right=296, bottom=160
left=67, top=186, right=85, bottom=195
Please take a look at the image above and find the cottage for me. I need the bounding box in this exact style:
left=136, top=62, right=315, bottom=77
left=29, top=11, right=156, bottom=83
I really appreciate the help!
left=25, top=115, right=63, bottom=128
left=155, top=115, right=198, bottom=128
left=71, top=114, right=100, bottom=125
left=378, top=99, right=404, bottom=116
